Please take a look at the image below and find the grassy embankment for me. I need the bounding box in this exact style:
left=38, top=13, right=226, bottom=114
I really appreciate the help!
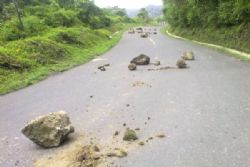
left=162, top=24, right=250, bottom=61
left=0, top=24, right=133, bottom=94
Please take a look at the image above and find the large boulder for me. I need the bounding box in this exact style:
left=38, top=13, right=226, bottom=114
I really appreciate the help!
left=22, top=111, right=74, bottom=148
left=130, top=54, right=150, bottom=65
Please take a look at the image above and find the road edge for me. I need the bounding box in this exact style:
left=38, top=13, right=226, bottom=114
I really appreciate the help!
left=161, top=27, right=250, bottom=62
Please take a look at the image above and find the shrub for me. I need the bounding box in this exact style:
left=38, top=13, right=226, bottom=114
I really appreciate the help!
left=24, top=39, right=68, bottom=65
left=0, top=50, right=31, bottom=71
left=44, top=9, right=78, bottom=27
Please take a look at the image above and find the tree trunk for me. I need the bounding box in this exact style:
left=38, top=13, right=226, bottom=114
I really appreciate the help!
left=13, top=0, right=24, bottom=30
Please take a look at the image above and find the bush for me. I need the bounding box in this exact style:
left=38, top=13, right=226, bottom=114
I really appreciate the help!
left=0, top=49, right=31, bottom=70
left=44, top=9, right=78, bottom=27
left=0, top=16, right=47, bottom=41
left=23, top=39, right=68, bottom=65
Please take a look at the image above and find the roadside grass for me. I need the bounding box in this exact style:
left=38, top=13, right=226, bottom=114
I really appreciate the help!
left=161, top=25, right=250, bottom=62
left=0, top=24, right=132, bottom=95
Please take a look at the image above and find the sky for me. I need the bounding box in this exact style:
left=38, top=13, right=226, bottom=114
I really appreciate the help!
left=95, top=0, right=163, bottom=9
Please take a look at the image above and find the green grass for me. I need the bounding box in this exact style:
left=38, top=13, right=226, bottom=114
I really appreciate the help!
left=161, top=25, right=250, bottom=62
left=0, top=25, right=131, bottom=95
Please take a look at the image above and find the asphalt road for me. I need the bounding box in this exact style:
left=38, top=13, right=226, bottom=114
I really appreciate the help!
left=0, top=27, right=250, bottom=167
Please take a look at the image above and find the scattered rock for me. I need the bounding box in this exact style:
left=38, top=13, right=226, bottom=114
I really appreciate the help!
left=154, top=61, right=161, bottom=66
left=148, top=137, right=154, bottom=140
left=128, top=63, right=137, bottom=71
left=135, top=128, right=140, bottom=131
left=97, top=66, right=106, bottom=71
left=148, top=117, right=151, bottom=120
left=21, top=111, right=74, bottom=148
left=132, top=81, right=152, bottom=88
left=138, top=141, right=145, bottom=146
left=156, top=134, right=166, bottom=138
left=123, top=123, right=127, bottom=127
left=126, top=104, right=130, bottom=107
left=103, top=64, right=110, bottom=67
left=123, top=128, right=138, bottom=141
left=153, top=32, right=157, bottom=35
left=130, top=54, right=150, bottom=65
left=140, top=32, right=148, bottom=38
left=182, top=51, right=195, bottom=60
left=114, top=131, right=119, bottom=136
left=176, top=59, right=187, bottom=69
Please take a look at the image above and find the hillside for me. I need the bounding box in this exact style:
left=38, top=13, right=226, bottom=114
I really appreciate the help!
left=0, top=0, right=133, bottom=94
left=163, top=0, right=250, bottom=54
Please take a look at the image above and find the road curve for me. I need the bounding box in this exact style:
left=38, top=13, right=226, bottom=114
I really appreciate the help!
left=0, top=27, right=250, bottom=167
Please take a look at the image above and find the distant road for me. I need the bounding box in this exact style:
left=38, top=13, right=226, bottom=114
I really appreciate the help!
left=0, top=27, right=250, bottom=167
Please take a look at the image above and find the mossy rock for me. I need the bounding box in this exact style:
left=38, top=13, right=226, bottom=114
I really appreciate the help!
left=123, top=128, right=138, bottom=141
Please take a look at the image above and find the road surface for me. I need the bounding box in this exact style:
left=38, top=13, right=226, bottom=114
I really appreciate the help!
left=0, top=27, right=250, bottom=167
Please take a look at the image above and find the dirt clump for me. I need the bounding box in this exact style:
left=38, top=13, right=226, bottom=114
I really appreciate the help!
left=106, top=148, right=127, bottom=158
left=74, top=145, right=102, bottom=167
left=123, top=128, right=138, bottom=141
left=176, top=59, right=187, bottom=69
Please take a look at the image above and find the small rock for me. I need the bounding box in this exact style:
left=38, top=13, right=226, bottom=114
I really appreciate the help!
left=138, top=141, right=145, bottom=146
left=140, top=32, right=149, bottom=38
left=182, top=51, right=195, bottom=60
left=131, top=54, right=150, bottom=65
left=103, top=64, right=110, bottom=67
left=148, top=137, right=154, bottom=140
left=98, top=66, right=106, bottom=71
left=114, top=131, right=119, bottom=136
left=123, top=128, right=138, bottom=141
left=135, top=128, right=140, bottom=131
left=21, top=111, right=74, bottom=148
left=154, top=61, right=160, bottom=66
left=123, top=123, right=127, bottom=127
left=128, top=63, right=137, bottom=71
left=156, top=134, right=166, bottom=138
left=176, top=59, right=187, bottom=69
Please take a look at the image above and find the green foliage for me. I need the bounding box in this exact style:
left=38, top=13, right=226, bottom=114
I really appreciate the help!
left=23, top=38, right=68, bottom=65
left=163, top=0, right=250, bottom=53
left=163, top=0, right=250, bottom=27
left=44, top=9, right=78, bottom=27
left=137, top=8, right=152, bottom=23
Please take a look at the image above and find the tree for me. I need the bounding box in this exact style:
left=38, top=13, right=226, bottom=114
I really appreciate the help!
left=137, top=8, right=151, bottom=23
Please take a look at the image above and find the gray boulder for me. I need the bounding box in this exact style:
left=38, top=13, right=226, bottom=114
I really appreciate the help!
left=22, top=111, right=74, bottom=148
left=130, top=54, right=150, bottom=65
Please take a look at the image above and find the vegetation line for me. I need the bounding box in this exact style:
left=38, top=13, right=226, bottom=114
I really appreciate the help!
left=164, top=28, right=250, bottom=60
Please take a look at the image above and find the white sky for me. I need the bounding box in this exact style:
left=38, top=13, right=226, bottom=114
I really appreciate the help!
left=95, top=0, right=163, bottom=9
